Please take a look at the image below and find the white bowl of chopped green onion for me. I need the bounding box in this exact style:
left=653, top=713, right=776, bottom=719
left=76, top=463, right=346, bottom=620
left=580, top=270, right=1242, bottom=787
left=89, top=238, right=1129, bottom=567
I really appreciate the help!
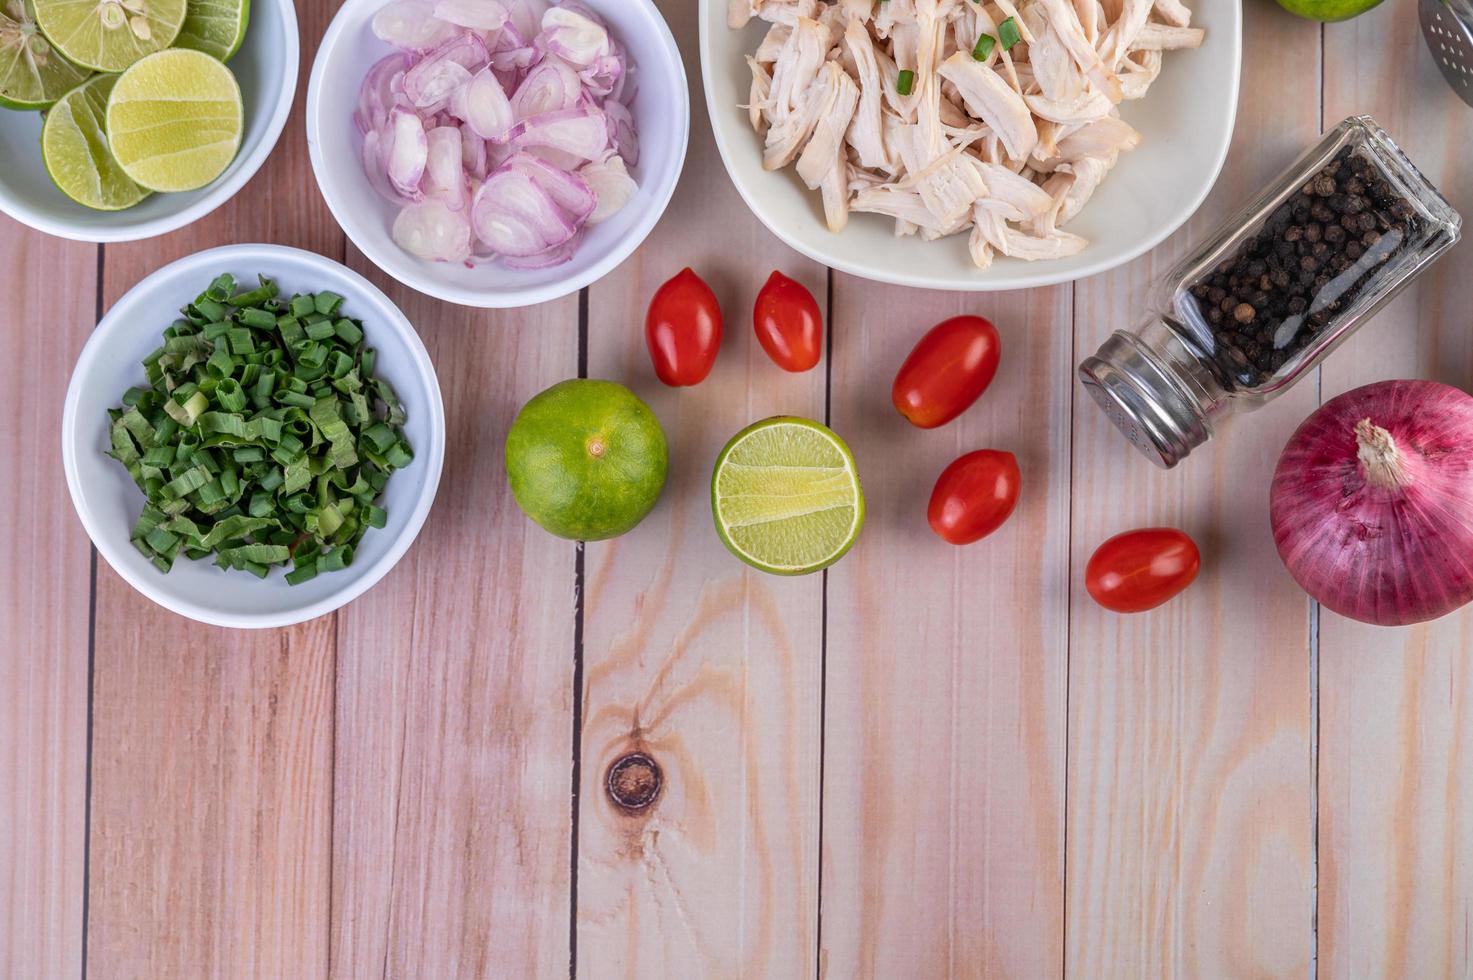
left=62, top=243, right=445, bottom=629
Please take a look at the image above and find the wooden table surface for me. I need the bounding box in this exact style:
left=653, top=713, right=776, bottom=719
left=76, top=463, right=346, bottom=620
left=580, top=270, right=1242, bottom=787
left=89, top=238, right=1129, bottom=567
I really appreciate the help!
left=4, top=0, right=1472, bottom=976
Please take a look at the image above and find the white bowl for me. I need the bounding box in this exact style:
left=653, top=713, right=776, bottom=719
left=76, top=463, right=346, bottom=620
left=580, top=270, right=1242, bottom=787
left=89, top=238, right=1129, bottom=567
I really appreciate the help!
left=0, top=0, right=299, bottom=243
left=62, top=244, right=446, bottom=629
left=307, top=0, right=690, bottom=309
left=700, top=2, right=1242, bottom=291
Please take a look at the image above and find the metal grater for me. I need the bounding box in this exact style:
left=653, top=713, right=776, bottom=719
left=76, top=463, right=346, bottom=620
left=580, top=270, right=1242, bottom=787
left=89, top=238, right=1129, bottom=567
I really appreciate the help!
left=1421, top=0, right=1473, bottom=106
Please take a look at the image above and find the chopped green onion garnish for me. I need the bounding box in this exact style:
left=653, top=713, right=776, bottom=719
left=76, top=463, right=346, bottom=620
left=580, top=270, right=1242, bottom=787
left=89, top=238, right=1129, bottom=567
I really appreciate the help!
left=896, top=69, right=915, bottom=96
left=103, top=274, right=414, bottom=584
left=998, top=16, right=1022, bottom=50
left=972, top=33, right=996, bottom=60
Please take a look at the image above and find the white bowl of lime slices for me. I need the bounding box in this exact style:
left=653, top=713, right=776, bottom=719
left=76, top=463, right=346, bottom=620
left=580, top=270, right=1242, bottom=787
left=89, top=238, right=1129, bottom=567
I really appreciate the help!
left=0, top=0, right=297, bottom=243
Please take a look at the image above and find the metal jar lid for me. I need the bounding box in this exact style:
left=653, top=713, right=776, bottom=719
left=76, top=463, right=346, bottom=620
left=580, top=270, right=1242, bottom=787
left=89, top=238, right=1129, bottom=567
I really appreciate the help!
left=1078, top=329, right=1214, bottom=469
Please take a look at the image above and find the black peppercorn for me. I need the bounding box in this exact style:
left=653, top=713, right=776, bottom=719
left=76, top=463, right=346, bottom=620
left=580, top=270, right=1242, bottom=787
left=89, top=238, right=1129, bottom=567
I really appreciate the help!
left=1311, top=202, right=1335, bottom=223
left=1288, top=295, right=1308, bottom=314
left=1300, top=254, right=1318, bottom=272
left=1362, top=229, right=1381, bottom=247
left=1313, top=174, right=1336, bottom=196
left=1324, top=224, right=1346, bottom=244
left=1284, top=225, right=1303, bottom=243
left=1345, top=241, right=1363, bottom=260
left=1207, top=286, right=1226, bottom=304
left=1305, top=223, right=1322, bottom=243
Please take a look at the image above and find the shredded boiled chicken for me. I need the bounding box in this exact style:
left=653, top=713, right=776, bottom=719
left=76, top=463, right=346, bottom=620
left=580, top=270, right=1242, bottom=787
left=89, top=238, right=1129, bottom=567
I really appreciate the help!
left=733, top=0, right=1202, bottom=268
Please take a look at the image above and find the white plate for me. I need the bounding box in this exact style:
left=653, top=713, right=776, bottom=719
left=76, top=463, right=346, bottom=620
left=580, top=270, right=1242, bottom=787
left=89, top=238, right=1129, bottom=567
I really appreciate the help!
left=0, top=0, right=299, bottom=243
left=62, top=244, right=446, bottom=629
left=700, top=2, right=1242, bottom=291
left=306, top=0, right=691, bottom=309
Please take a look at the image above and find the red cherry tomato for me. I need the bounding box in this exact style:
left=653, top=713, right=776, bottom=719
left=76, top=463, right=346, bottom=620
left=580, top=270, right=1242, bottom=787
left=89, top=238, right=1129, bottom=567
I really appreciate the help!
left=891, top=315, right=1001, bottom=429
left=646, top=268, right=723, bottom=386
left=927, top=450, right=1021, bottom=545
left=753, top=270, right=822, bottom=372
left=1086, top=528, right=1201, bottom=613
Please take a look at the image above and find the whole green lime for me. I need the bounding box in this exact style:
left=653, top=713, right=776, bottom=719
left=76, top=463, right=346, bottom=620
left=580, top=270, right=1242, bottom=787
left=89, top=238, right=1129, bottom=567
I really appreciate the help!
left=1275, top=0, right=1385, bottom=21
left=505, top=379, right=669, bottom=541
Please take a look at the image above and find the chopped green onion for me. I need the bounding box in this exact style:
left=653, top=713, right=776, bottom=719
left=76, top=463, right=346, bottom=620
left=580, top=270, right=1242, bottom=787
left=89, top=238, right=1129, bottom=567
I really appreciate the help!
left=972, top=33, right=995, bottom=60
left=998, top=16, right=1022, bottom=50
left=896, top=69, right=915, bottom=96
left=103, top=274, right=414, bottom=584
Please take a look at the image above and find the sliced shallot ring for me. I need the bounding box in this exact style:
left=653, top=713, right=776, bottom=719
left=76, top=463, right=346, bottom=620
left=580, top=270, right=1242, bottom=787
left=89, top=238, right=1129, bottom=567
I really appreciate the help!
left=432, top=0, right=509, bottom=31
left=507, top=106, right=608, bottom=162
left=470, top=168, right=577, bottom=256
left=355, top=53, right=407, bottom=134
left=371, top=0, right=459, bottom=50
left=403, top=32, right=490, bottom=101
left=538, top=4, right=609, bottom=67
left=387, top=106, right=430, bottom=198
left=393, top=198, right=474, bottom=261
left=505, top=152, right=595, bottom=222
left=502, top=232, right=581, bottom=269
left=603, top=99, right=638, bottom=166
left=406, top=60, right=472, bottom=112
left=424, top=126, right=468, bottom=210
left=506, top=0, right=550, bottom=41
left=579, top=153, right=637, bottom=224
left=509, top=58, right=581, bottom=120
left=461, top=123, right=490, bottom=180
left=453, top=65, right=516, bottom=142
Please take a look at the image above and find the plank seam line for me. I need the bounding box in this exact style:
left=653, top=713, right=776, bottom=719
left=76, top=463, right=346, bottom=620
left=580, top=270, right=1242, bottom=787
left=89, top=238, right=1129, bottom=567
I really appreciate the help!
left=1309, top=22, right=1325, bottom=980
left=80, top=242, right=104, bottom=980
left=1060, top=275, right=1076, bottom=980
left=814, top=265, right=835, bottom=980
left=569, top=287, right=589, bottom=980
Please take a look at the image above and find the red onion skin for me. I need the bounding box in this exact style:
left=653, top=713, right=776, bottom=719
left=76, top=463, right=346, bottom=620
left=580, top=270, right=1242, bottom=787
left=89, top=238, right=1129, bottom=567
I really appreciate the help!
left=1270, top=380, right=1473, bottom=626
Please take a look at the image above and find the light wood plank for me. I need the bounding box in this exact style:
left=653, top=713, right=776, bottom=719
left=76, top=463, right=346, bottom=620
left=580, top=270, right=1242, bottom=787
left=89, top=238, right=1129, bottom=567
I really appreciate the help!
left=87, top=1, right=341, bottom=973
left=821, top=280, right=1071, bottom=978
left=1064, top=5, right=1322, bottom=977
left=575, top=0, right=826, bottom=973
left=1317, top=9, right=1473, bottom=977
left=0, top=220, right=94, bottom=980
left=330, top=261, right=579, bottom=980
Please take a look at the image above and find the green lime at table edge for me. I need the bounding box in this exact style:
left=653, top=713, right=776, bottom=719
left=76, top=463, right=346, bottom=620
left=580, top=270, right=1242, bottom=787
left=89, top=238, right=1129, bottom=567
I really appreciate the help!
left=505, top=379, right=669, bottom=542
left=1274, top=0, right=1386, bottom=21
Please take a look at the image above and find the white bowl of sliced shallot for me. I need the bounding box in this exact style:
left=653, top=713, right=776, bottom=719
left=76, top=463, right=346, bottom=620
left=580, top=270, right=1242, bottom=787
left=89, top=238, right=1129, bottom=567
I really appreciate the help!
left=307, top=0, right=689, bottom=308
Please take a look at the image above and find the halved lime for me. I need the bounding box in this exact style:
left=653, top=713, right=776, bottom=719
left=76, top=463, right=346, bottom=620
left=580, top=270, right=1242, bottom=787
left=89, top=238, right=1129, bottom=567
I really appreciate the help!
left=41, top=73, right=149, bottom=209
left=105, top=48, right=242, bottom=192
left=33, top=0, right=184, bottom=73
left=175, top=0, right=247, bottom=62
left=711, top=417, right=864, bottom=576
left=0, top=0, right=90, bottom=108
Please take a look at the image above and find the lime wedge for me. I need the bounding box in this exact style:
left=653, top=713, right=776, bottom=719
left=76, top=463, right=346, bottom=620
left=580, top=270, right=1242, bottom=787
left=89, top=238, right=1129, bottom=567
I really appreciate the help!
left=105, top=48, right=242, bottom=192
left=0, top=0, right=90, bottom=108
left=711, top=417, right=865, bottom=576
left=175, top=0, right=247, bottom=62
left=33, top=0, right=184, bottom=73
left=41, top=73, right=149, bottom=209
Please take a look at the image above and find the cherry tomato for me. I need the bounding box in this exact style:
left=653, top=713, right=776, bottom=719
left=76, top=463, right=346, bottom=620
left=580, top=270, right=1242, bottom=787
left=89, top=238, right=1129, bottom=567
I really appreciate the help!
left=646, top=268, right=722, bottom=386
left=891, top=315, right=1001, bottom=429
left=753, top=270, right=822, bottom=372
left=1085, top=528, right=1201, bottom=613
left=927, top=450, right=1021, bottom=545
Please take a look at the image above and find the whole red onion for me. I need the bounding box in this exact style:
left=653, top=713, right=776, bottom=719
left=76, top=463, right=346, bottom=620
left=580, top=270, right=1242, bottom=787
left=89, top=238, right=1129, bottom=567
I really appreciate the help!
left=1270, top=380, right=1473, bottom=626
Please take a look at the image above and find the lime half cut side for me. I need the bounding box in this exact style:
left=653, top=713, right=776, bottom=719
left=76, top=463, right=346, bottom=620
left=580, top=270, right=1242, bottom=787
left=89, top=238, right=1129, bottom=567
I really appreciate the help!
left=175, top=0, right=248, bottom=61
left=42, top=73, right=149, bottom=209
left=33, top=0, right=185, bottom=73
left=711, top=417, right=864, bottom=576
left=0, top=0, right=90, bottom=109
left=105, top=47, right=242, bottom=192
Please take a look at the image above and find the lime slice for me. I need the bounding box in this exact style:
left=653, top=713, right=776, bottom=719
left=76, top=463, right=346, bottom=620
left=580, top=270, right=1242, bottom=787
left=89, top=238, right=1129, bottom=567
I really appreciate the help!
left=0, top=0, right=90, bottom=109
left=105, top=48, right=242, bottom=192
left=33, top=0, right=184, bottom=73
left=711, top=417, right=865, bottom=576
left=41, top=73, right=149, bottom=209
left=175, top=0, right=247, bottom=62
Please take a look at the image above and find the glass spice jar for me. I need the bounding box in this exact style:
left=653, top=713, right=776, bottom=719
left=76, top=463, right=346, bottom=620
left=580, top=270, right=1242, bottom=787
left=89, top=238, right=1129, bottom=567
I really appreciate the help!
left=1079, top=115, right=1462, bottom=468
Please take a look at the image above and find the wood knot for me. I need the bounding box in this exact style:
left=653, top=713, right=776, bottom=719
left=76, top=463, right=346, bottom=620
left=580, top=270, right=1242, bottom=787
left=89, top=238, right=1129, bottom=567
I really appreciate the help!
left=606, top=753, right=661, bottom=812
